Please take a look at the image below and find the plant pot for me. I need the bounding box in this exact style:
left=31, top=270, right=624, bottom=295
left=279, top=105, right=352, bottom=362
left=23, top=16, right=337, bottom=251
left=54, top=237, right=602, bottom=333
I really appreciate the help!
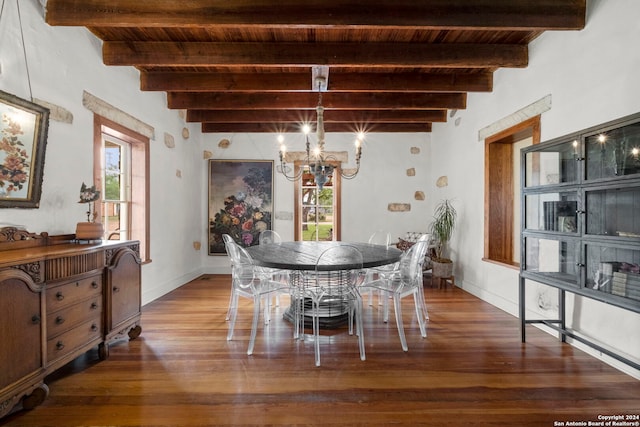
left=75, top=222, right=104, bottom=241
left=432, top=258, right=453, bottom=278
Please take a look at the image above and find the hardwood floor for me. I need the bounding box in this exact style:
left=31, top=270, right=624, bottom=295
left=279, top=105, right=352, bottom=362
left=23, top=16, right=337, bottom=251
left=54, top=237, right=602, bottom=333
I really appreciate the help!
left=3, top=274, right=638, bottom=426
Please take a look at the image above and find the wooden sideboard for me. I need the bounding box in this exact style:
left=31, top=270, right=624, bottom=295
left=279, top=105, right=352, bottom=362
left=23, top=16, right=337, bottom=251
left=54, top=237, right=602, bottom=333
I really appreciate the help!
left=0, top=227, right=142, bottom=418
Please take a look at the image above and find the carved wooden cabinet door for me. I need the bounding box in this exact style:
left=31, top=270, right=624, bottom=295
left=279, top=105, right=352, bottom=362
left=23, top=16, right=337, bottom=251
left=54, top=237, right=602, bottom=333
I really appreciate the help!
left=104, top=245, right=142, bottom=350
left=0, top=269, right=46, bottom=417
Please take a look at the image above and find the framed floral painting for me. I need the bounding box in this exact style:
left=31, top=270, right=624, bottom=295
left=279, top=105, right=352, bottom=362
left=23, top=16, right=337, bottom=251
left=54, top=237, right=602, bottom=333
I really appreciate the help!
left=208, top=159, right=274, bottom=255
left=0, top=90, right=50, bottom=208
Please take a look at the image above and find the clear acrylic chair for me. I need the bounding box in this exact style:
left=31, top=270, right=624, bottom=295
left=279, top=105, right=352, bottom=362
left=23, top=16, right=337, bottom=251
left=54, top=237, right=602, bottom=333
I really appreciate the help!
left=224, top=232, right=289, bottom=325
left=258, top=229, right=282, bottom=245
left=224, top=239, right=289, bottom=355
left=223, top=233, right=239, bottom=321
left=297, top=245, right=366, bottom=366
left=361, top=240, right=429, bottom=351
left=365, top=230, right=393, bottom=306
left=416, top=233, right=431, bottom=321
left=258, top=230, right=289, bottom=307
left=368, top=230, right=391, bottom=247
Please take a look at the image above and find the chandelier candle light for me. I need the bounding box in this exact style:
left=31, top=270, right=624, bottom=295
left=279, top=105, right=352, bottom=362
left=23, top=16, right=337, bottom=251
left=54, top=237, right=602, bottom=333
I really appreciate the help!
left=278, top=73, right=363, bottom=189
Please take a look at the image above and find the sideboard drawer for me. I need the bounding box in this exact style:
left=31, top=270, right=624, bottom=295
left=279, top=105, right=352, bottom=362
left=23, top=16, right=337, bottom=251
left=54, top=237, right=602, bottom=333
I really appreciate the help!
left=46, top=274, right=102, bottom=312
left=46, top=296, right=103, bottom=339
left=46, top=316, right=102, bottom=363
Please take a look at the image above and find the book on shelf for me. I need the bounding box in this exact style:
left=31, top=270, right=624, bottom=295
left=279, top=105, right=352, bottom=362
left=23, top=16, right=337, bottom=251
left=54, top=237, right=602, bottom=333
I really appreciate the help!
left=612, top=271, right=640, bottom=284
left=611, top=271, right=640, bottom=298
left=543, top=201, right=577, bottom=232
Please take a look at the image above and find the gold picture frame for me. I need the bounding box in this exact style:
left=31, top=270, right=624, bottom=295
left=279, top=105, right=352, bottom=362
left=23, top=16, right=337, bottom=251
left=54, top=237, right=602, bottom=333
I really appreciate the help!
left=0, top=90, right=50, bottom=208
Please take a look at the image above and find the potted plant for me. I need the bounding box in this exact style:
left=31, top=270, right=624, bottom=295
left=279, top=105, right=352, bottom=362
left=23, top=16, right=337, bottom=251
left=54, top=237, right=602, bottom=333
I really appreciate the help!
left=428, top=199, right=457, bottom=278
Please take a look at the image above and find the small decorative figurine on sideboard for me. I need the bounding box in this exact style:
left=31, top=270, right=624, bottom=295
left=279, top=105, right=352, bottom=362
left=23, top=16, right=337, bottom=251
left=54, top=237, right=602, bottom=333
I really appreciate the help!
left=75, top=182, right=105, bottom=241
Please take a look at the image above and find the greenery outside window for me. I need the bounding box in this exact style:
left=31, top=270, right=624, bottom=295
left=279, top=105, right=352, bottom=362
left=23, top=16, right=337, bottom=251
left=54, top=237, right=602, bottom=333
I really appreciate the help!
left=294, top=163, right=341, bottom=241
left=101, top=135, right=131, bottom=241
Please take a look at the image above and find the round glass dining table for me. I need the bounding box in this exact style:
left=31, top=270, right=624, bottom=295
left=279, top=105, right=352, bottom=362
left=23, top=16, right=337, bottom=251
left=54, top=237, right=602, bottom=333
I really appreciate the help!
left=245, top=240, right=402, bottom=271
left=245, top=241, right=402, bottom=328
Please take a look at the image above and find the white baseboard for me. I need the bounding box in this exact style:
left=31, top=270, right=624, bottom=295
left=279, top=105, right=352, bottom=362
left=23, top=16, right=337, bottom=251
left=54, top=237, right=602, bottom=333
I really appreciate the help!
left=458, top=279, right=518, bottom=317
left=141, top=267, right=204, bottom=306
left=202, top=266, right=233, bottom=275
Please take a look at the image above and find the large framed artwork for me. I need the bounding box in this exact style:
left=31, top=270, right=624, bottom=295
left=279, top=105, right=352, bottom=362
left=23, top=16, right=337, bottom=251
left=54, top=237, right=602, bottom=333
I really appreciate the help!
left=0, top=90, right=50, bottom=208
left=208, top=159, right=274, bottom=255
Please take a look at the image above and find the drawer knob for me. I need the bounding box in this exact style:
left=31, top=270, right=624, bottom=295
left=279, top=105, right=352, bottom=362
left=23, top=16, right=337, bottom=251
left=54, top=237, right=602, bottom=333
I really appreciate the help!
left=31, top=315, right=41, bottom=324
left=91, top=324, right=98, bottom=332
left=55, top=316, right=65, bottom=325
left=91, top=281, right=99, bottom=289
left=91, top=302, right=98, bottom=310
left=56, top=341, right=65, bottom=350
left=113, top=286, right=120, bottom=293
left=56, top=291, right=64, bottom=301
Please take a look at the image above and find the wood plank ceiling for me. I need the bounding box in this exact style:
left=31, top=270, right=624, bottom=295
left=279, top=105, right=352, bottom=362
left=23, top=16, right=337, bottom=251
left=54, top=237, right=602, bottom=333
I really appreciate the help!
left=45, top=1, right=586, bottom=134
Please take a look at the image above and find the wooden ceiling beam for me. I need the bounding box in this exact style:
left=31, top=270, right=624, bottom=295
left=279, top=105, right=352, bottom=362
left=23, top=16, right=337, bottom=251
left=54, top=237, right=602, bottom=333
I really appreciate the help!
left=46, top=0, right=586, bottom=30
left=187, top=109, right=448, bottom=123
left=330, top=72, right=493, bottom=93
left=104, top=42, right=527, bottom=68
left=201, top=122, right=433, bottom=133
left=142, top=72, right=310, bottom=92
left=142, top=71, right=493, bottom=93
left=168, top=92, right=466, bottom=110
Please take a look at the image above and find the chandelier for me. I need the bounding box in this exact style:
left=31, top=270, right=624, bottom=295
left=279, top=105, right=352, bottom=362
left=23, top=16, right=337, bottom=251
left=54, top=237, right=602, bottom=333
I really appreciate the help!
left=278, top=73, right=363, bottom=189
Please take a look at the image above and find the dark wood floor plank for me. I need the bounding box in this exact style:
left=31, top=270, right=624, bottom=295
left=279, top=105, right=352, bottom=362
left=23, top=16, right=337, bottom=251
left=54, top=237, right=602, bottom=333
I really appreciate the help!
left=2, top=274, right=638, bottom=426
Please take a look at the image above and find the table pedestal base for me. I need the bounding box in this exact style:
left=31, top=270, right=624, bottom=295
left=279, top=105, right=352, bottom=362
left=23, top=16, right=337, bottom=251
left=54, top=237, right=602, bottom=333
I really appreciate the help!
left=283, top=297, right=349, bottom=329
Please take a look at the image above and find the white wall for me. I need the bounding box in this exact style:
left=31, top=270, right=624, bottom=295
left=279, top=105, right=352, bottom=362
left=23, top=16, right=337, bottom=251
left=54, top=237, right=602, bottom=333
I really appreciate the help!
left=200, top=131, right=433, bottom=273
left=429, top=0, right=640, bottom=377
left=0, top=1, right=204, bottom=305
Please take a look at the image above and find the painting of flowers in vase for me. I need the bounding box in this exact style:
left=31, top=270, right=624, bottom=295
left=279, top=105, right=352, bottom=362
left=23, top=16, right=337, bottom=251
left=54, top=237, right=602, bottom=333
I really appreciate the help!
left=208, top=160, right=273, bottom=255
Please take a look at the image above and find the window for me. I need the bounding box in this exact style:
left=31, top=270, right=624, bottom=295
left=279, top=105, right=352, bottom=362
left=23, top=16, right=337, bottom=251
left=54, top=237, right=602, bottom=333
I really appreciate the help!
left=294, top=162, right=341, bottom=241
left=93, top=115, right=150, bottom=262
left=484, top=116, right=540, bottom=267
left=102, top=135, right=130, bottom=241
